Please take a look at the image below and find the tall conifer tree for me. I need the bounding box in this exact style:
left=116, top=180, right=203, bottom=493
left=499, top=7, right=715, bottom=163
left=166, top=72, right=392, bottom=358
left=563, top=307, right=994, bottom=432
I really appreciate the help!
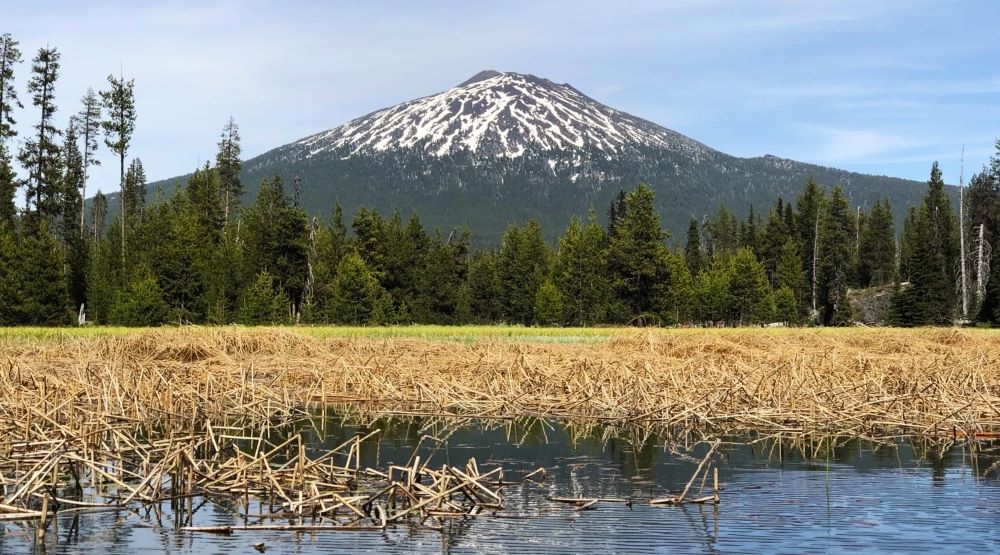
left=497, top=220, right=550, bottom=325
left=683, top=217, right=703, bottom=277
left=100, top=72, right=136, bottom=260
left=123, top=158, right=146, bottom=224
left=60, top=120, right=88, bottom=312
left=216, top=117, right=242, bottom=226
left=90, top=191, right=107, bottom=241
left=0, top=34, right=22, bottom=143
left=556, top=212, right=612, bottom=325
left=857, top=199, right=896, bottom=287
left=796, top=177, right=825, bottom=312
left=18, top=47, right=62, bottom=221
left=817, top=186, right=853, bottom=325
left=0, top=145, right=15, bottom=227
left=76, top=88, right=101, bottom=233
left=899, top=205, right=918, bottom=282
left=892, top=163, right=960, bottom=325
left=608, top=184, right=671, bottom=320
left=761, top=201, right=791, bottom=285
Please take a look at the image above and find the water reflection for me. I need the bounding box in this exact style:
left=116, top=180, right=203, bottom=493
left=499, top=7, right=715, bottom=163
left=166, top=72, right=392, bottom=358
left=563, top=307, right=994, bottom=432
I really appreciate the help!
left=1, top=413, right=998, bottom=554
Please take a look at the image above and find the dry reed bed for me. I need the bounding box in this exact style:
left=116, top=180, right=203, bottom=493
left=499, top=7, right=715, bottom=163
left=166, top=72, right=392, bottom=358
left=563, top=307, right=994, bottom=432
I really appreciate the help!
left=0, top=327, right=997, bottom=532
left=3, top=327, right=1000, bottom=437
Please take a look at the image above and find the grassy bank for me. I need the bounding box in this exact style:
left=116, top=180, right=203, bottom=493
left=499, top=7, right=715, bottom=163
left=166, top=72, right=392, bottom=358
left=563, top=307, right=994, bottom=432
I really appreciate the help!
left=0, top=324, right=620, bottom=344
left=3, top=323, right=997, bottom=343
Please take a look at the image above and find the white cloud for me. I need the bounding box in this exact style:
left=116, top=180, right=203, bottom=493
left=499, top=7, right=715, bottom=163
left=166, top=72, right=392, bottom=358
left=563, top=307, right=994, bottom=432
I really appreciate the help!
left=3, top=0, right=996, bottom=189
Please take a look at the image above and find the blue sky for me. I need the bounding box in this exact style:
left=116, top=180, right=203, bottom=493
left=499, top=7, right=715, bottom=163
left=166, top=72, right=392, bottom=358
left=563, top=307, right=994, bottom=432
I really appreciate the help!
left=4, top=0, right=998, bottom=193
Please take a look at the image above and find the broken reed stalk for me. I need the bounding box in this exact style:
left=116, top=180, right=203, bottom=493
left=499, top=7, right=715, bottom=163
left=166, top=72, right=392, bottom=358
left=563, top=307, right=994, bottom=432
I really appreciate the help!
left=0, top=391, right=548, bottom=532
left=650, top=440, right=720, bottom=505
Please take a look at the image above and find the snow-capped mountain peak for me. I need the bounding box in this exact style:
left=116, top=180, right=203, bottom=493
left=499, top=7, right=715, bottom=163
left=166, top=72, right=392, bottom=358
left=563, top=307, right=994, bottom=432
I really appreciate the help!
left=294, top=71, right=711, bottom=159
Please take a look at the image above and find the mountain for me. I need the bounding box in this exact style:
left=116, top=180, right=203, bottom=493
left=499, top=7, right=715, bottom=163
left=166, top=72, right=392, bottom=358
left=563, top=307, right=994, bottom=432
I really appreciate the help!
left=294, top=70, right=711, bottom=160
left=150, top=70, right=934, bottom=243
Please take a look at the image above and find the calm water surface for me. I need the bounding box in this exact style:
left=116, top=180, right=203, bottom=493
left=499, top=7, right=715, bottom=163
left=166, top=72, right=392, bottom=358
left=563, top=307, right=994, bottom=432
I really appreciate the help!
left=1, top=416, right=997, bottom=554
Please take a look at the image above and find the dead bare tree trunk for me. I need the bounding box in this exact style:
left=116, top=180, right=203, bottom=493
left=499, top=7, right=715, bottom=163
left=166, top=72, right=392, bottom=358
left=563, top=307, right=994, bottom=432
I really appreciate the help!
left=812, top=211, right=820, bottom=315
left=977, top=223, right=989, bottom=306
left=959, top=146, right=968, bottom=319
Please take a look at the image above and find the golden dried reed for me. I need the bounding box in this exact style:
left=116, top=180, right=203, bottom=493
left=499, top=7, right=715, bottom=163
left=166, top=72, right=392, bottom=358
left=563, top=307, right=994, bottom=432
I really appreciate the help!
left=1, top=327, right=998, bottom=438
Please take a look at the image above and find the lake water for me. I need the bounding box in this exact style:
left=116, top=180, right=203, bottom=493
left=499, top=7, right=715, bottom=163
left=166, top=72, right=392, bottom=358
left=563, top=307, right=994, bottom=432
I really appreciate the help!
left=1, top=415, right=998, bottom=554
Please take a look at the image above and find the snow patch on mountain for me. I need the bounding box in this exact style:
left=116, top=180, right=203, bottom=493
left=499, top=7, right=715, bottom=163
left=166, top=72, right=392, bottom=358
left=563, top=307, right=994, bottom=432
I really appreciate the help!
left=294, top=71, right=713, bottom=160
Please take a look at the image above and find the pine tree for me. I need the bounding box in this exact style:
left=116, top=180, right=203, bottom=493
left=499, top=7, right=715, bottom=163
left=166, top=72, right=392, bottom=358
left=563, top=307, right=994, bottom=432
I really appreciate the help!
left=379, top=210, right=425, bottom=316
left=90, top=191, right=107, bottom=241
left=60, top=119, right=88, bottom=310
left=85, top=226, right=118, bottom=324
left=899, top=205, right=918, bottom=282
left=327, top=203, right=352, bottom=265
left=693, top=257, right=733, bottom=324
left=18, top=47, right=62, bottom=221
left=187, top=166, right=233, bottom=319
left=783, top=202, right=795, bottom=234
left=329, top=253, right=392, bottom=325
left=77, top=88, right=101, bottom=234
left=216, top=117, right=242, bottom=226
left=972, top=143, right=1000, bottom=324
left=741, top=205, right=763, bottom=257
left=774, top=285, right=797, bottom=325
left=663, top=250, right=694, bottom=324
left=242, top=177, right=309, bottom=317
left=204, top=229, right=242, bottom=323
left=352, top=207, right=388, bottom=278
left=607, top=184, right=671, bottom=321
left=138, top=198, right=191, bottom=322
left=0, top=144, right=16, bottom=227
left=761, top=201, right=791, bottom=285
left=704, top=204, right=738, bottom=259
left=100, top=72, right=136, bottom=260
left=606, top=189, right=626, bottom=235
left=796, top=177, right=826, bottom=313
left=60, top=120, right=84, bottom=237
left=111, top=264, right=168, bottom=326
left=533, top=279, right=564, bottom=326
left=412, top=228, right=470, bottom=324
left=145, top=165, right=225, bottom=322
left=555, top=212, right=612, bottom=325
left=468, top=250, right=503, bottom=323
left=922, top=161, right=960, bottom=322
left=310, top=203, right=353, bottom=316
left=123, top=158, right=147, bottom=224
left=817, top=186, right=854, bottom=325
left=683, top=217, right=703, bottom=277
left=774, top=239, right=805, bottom=318
left=186, top=163, right=224, bottom=238
left=0, top=34, right=22, bottom=143
left=729, top=247, right=773, bottom=325
left=497, top=220, right=550, bottom=325
left=236, top=271, right=288, bottom=325
left=894, top=162, right=959, bottom=325
left=14, top=222, right=70, bottom=324
left=856, top=199, right=896, bottom=287
left=0, top=226, right=19, bottom=324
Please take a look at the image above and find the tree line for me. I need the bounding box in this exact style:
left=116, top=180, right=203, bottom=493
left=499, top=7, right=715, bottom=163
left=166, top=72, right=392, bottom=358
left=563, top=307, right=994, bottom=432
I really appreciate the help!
left=1, top=33, right=998, bottom=327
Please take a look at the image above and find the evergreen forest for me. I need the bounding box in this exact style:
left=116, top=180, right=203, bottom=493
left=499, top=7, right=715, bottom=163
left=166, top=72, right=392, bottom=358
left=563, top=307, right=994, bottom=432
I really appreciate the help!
left=1, top=34, right=998, bottom=328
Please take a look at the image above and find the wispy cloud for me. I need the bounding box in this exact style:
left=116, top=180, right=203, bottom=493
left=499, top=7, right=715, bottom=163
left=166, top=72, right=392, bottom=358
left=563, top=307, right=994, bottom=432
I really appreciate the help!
left=791, top=125, right=936, bottom=163
left=3, top=0, right=997, bottom=188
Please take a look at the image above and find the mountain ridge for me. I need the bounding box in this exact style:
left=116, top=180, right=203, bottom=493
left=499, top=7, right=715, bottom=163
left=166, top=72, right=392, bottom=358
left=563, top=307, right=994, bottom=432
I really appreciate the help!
left=290, top=71, right=715, bottom=162
left=140, top=70, right=938, bottom=243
